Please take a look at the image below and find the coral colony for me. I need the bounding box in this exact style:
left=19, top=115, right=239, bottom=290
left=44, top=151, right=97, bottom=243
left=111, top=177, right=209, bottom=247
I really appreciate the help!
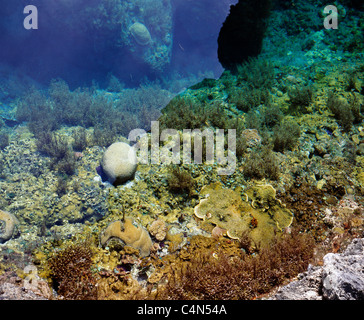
left=0, top=0, right=363, bottom=303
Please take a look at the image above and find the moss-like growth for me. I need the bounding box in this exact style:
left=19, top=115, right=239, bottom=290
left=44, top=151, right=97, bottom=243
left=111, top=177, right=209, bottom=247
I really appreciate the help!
left=159, top=97, right=234, bottom=131
left=272, top=120, right=301, bottom=152
left=167, top=166, right=194, bottom=196
left=243, top=146, right=280, bottom=180
left=72, top=127, right=89, bottom=152
left=156, top=230, right=314, bottom=300
left=36, top=131, right=76, bottom=176
left=261, top=104, right=284, bottom=128
left=327, top=92, right=360, bottom=131
left=48, top=243, right=97, bottom=300
left=236, top=57, right=275, bottom=90
left=228, top=87, right=270, bottom=112
left=288, top=85, right=314, bottom=114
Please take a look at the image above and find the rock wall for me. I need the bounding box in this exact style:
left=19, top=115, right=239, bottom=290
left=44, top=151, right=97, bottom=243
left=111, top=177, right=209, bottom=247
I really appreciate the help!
left=270, top=237, right=364, bottom=300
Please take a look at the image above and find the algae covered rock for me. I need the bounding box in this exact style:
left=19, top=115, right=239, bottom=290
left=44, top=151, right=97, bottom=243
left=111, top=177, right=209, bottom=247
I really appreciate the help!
left=194, top=182, right=293, bottom=247
left=100, top=142, right=138, bottom=186
left=100, top=218, right=152, bottom=257
left=0, top=210, right=19, bottom=243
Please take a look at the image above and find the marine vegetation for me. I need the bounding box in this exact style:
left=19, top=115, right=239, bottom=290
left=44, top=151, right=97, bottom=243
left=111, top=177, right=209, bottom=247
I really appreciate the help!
left=243, top=146, right=280, bottom=180
left=0, top=0, right=364, bottom=303
left=155, top=230, right=314, bottom=300
left=167, top=166, right=195, bottom=196
left=327, top=92, right=362, bottom=132
left=272, top=119, right=301, bottom=152
left=48, top=242, right=98, bottom=300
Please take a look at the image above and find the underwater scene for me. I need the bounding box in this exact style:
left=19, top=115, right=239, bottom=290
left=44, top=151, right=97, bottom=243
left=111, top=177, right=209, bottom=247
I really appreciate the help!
left=0, top=0, right=363, bottom=302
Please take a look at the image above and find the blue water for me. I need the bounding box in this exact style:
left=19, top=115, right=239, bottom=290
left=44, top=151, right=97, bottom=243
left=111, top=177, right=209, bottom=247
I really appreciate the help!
left=0, top=0, right=238, bottom=90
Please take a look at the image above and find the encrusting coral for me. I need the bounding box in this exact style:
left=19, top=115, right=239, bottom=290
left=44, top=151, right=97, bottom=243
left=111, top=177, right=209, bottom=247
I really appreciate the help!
left=194, top=182, right=293, bottom=247
left=0, top=210, right=19, bottom=243
left=100, top=217, right=153, bottom=257
left=148, top=219, right=168, bottom=241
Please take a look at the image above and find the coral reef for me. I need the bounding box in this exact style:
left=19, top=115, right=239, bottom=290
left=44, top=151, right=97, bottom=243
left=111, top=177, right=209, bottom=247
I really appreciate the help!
left=148, top=219, right=167, bottom=241
left=0, top=0, right=364, bottom=302
left=194, top=182, right=293, bottom=247
left=100, top=218, right=153, bottom=257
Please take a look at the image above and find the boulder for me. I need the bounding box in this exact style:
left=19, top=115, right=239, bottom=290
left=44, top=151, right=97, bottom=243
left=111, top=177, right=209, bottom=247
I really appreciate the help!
left=322, top=238, right=364, bottom=300
left=270, top=238, right=364, bottom=300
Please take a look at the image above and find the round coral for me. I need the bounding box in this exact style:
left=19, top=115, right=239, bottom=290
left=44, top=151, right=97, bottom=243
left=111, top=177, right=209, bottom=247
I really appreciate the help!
left=129, top=22, right=152, bottom=46
left=0, top=210, right=19, bottom=243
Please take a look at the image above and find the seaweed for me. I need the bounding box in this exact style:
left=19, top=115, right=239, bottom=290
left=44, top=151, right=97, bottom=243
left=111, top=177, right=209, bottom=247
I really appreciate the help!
left=35, top=131, right=76, bottom=176
left=326, top=92, right=360, bottom=132
left=272, top=119, right=301, bottom=152
left=243, top=145, right=280, bottom=180
left=156, top=230, right=314, bottom=300
left=72, top=127, right=89, bottom=152
left=159, top=97, right=234, bottom=131
left=48, top=242, right=97, bottom=300
left=167, top=166, right=194, bottom=196
left=288, top=85, right=314, bottom=114
left=228, top=87, right=270, bottom=112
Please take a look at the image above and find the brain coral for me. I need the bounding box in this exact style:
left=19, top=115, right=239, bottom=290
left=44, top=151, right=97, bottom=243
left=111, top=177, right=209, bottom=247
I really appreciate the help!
left=129, top=22, right=152, bottom=46
left=100, top=217, right=152, bottom=257
left=0, top=210, right=19, bottom=243
left=100, top=142, right=138, bottom=186
left=194, top=183, right=293, bottom=247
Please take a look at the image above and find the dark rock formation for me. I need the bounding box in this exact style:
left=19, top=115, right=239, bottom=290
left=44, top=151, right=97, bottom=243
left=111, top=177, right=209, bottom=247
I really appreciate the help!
left=217, top=0, right=272, bottom=71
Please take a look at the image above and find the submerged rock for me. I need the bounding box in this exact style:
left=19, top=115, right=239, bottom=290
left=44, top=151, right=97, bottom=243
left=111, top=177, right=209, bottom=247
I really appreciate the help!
left=322, top=238, right=364, bottom=300
left=271, top=238, right=364, bottom=300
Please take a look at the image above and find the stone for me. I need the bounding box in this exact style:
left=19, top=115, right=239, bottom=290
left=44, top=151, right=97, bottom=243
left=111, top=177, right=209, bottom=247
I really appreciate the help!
left=100, top=218, right=152, bottom=257
left=271, top=265, right=323, bottom=300
left=0, top=210, right=19, bottom=243
left=100, top=142, right=138, bottom=186
left=270, top=238, right=364, bottom=300
left=322, top=238, right=364, bottom=300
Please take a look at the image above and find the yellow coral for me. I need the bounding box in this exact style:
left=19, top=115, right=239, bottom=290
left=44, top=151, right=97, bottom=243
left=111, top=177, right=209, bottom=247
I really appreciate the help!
left=193, top=183, right=293, bottom=247
left=148, top=219, right=167, bottom=241
left=100, top=218, right=152, bottom=257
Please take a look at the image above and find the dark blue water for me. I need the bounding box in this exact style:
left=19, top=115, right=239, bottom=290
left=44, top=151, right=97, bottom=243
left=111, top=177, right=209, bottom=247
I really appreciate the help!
left=0, top=0, right=238, bottom=90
